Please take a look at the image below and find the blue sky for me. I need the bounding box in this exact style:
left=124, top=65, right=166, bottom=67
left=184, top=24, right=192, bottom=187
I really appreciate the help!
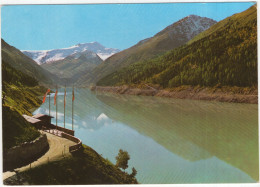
left=1, top=2, right=255, bottom=51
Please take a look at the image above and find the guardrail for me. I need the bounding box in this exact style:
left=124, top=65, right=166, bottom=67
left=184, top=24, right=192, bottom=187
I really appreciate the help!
left=53, top=125, right=75, bottom=136
left=43, top=124, right=75, bottom=136
left=61, top=132, right=82, bottom=153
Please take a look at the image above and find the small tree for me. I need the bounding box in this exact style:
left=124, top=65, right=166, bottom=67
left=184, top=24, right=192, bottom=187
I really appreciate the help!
left=130, top=167, right=137, bottom=178
left=115, top=149, right=130, bottom=172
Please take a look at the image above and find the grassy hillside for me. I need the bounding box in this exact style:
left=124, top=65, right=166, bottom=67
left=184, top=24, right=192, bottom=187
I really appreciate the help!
left=77, top=16, right=216, bottom=85
left=12, top=145, right=138, bottom=185
left=2, top=60, right=45, bottom=151
left=1, top=39, right=62, bottom=86
left=42, top=51, right=103, bottom=85
left=2, top=60, right=46, bottom=115
left=97, top=6, right=257, bottom=89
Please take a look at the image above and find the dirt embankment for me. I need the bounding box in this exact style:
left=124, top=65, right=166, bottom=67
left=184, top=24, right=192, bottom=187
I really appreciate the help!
left=91, top=85, right=258, bottom=104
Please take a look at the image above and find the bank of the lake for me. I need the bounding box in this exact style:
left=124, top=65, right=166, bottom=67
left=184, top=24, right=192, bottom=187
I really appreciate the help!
left=91, top=85, right=258, bottom=104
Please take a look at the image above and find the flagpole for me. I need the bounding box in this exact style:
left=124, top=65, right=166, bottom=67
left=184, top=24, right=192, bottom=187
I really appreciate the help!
left=43, top=88, right=50, bottom=119
left=64, top=85, right=66, bottom=128
left=49, top=93, right=50, bottom=116
left=72, top=85, right=74, bottom=131
left=56, top=86, right=58, bottom=130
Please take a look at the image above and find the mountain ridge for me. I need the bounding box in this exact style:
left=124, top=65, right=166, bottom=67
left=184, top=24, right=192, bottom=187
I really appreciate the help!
left=76, top=15, right=217, bottom=86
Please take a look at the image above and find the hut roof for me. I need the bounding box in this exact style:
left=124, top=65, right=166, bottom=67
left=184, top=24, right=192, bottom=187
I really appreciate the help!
left=22, top=115, right=41, bottom=124
left=33, top=114, right=54, bottom=119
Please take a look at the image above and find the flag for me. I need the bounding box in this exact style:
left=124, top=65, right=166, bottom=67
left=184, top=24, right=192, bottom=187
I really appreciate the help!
left=54, top=89, right=58, bottom=105
left=64, top=85, right=66, bottom=107
left=72, top=86, right=75, bottom=101
left=43, top=89, right=50, bottom=103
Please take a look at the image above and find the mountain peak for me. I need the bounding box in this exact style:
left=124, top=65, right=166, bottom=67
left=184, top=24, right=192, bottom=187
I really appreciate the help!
left=76, top=41, right=101, bottom=47
left=186, top=14, right=200, bottom=18
left=155, top=15, right=217, bottom=39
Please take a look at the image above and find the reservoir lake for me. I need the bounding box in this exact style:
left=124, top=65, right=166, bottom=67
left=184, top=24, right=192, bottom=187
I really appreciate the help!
left=33, top=88, right=258, bottom=184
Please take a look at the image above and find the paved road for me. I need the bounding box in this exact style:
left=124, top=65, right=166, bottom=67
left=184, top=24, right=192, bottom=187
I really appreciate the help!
left=3, top=131, right=75, bottom=180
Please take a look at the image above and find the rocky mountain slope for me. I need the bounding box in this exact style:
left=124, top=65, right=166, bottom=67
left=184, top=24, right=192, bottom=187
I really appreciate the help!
left=22, top=42, right=120, bottom=64
left=77, top=15, right=216, bottom=86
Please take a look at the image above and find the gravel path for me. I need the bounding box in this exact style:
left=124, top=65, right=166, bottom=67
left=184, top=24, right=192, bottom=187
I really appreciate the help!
left=3, top=131, right=75, bottom=180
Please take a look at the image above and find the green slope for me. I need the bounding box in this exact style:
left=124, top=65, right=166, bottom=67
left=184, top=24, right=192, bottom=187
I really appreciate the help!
left=2, top=60, right=46, bottom=115
left=97, top=5, right=257, bottom=88
left=1, top=39, right=61, bottom=86
left=42, top=51, right=103, bottom=85
left=77, top=15, right=216, bottom=85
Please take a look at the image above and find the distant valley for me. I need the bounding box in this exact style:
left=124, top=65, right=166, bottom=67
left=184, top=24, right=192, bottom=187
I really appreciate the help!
left=21, top=42, right=120, bottom=85
left=41, top=50, right=103, bottom=84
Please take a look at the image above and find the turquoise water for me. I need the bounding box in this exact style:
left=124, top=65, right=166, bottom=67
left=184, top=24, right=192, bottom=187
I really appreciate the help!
left=33, top=88, right=258, bottom=184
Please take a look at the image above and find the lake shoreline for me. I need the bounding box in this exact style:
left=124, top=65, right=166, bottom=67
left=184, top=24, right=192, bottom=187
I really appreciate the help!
left=91, top=85, right=258, bottom=104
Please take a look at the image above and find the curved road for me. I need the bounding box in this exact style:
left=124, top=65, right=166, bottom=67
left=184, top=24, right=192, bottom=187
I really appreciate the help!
left=3, top=131, right=75, bottom=180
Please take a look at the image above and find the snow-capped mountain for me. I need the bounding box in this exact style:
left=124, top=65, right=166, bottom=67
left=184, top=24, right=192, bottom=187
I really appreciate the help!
left=22, top=42, right=120, bottom=65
